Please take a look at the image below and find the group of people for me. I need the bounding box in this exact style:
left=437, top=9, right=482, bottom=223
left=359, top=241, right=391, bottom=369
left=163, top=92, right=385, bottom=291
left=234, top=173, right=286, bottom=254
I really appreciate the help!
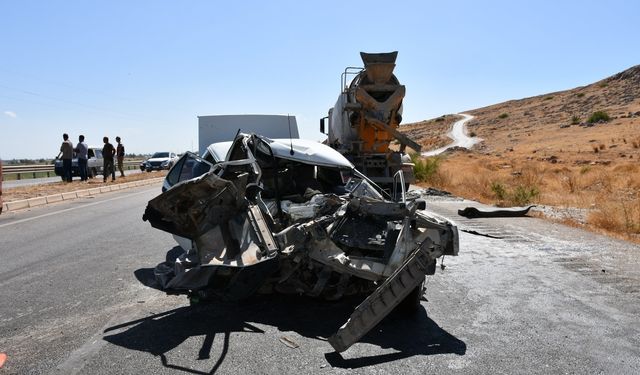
left=58, top=133, right=126, bottom=183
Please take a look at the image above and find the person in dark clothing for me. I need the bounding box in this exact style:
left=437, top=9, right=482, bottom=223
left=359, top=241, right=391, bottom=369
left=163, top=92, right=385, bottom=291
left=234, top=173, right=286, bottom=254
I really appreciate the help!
left=116, top=136, right=125, bottom=177
left=59, top=133, right=74, bottom=182
left=75, top=135, right=89, bottom=181
left=102, top=136, right=116, bottom=182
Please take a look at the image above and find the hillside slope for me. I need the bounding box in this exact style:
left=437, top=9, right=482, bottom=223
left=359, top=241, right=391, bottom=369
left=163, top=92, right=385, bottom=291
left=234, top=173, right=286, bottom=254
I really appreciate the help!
left=465, top=65, right=640, bottom=164
left=401, top=65, right=640, bottom=242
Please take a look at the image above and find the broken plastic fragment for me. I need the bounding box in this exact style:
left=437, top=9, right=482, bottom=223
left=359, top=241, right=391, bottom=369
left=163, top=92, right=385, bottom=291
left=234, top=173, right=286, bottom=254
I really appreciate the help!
left=279, top=336, right=300, bottom=349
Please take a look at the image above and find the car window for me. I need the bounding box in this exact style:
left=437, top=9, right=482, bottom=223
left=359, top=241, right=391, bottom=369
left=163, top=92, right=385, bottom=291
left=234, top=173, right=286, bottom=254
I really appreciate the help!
left=94, top=149, right=102, bottom=158
left=88, top=149, right=95, bottom=158
left=152, top=152, right=169, bottom=158
left=166, top=152, right=214, bottom=188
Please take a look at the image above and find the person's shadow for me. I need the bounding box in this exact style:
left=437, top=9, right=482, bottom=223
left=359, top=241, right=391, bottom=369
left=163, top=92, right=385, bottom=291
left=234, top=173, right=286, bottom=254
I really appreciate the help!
left=109, top=248, right=466, bottom=374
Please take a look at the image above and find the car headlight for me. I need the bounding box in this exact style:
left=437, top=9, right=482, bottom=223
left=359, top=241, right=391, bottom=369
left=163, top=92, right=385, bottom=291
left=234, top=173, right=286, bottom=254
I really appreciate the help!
left=161, top=160, right=169, bottom=167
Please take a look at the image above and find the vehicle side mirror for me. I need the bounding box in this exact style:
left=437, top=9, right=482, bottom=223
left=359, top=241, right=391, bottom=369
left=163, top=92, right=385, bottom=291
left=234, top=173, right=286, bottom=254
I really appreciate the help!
left=320, top=117, right=328, bottom=134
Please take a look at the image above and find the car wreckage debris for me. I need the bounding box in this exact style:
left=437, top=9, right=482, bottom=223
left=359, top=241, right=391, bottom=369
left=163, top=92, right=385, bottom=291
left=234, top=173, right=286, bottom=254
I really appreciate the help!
left=457, top=205, right=535, bottom=218
left=142, top=132, right=459, bottom=352
left=329, top=238, right=435, bottom=352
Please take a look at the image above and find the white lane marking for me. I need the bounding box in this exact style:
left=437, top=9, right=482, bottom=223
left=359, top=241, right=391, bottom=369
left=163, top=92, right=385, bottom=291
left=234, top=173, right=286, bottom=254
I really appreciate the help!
left=0, top=188, right=157, bottom=229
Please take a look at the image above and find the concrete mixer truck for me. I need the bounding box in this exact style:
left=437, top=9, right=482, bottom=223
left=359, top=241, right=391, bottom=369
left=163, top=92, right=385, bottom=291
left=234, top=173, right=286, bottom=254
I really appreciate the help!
left=320, top=51, right=421, bottom=190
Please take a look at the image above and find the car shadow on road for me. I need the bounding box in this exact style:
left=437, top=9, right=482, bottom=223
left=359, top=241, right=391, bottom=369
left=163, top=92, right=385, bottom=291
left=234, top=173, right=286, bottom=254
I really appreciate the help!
left=103, top=288, right=466, bottom=373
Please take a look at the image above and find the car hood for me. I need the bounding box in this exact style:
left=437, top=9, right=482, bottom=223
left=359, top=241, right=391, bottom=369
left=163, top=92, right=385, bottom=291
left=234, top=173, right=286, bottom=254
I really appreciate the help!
left=147, top=157, right=171, bottom=163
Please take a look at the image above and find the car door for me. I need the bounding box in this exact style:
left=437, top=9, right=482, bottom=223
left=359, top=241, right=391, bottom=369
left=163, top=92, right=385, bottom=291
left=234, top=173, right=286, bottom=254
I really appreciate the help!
left=93, top=149, right=104, bottom=172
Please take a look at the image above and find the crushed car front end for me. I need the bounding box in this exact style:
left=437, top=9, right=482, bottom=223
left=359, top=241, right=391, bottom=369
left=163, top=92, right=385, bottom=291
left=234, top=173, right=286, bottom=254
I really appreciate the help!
left=142, top=133, right=458, bottom=351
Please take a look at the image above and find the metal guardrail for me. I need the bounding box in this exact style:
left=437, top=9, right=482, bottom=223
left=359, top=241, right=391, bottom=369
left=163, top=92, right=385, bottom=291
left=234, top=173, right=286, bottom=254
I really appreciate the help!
left=2, top=160, right=143, bottom=180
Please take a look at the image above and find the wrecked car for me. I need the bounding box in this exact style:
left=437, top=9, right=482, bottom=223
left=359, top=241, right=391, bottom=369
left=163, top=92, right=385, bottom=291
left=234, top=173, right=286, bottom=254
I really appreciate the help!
left=142, top=133, right=459, bottom=352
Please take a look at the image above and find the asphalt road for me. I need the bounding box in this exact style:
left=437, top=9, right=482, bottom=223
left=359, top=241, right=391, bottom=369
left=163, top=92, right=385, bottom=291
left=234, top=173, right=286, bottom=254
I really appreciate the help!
left=0, top=186, right=639, bottom=374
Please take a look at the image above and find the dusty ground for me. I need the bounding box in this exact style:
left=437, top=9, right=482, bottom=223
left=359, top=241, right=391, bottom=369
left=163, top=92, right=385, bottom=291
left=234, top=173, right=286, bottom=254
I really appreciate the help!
left=3, top=171, right=167, bottom=202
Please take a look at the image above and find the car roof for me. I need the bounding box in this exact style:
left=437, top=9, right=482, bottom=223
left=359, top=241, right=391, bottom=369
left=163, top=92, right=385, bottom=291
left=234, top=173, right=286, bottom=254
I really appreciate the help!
left=267, top=138, right=353, bottom=168
left=206, top=136, right=353, bottom=169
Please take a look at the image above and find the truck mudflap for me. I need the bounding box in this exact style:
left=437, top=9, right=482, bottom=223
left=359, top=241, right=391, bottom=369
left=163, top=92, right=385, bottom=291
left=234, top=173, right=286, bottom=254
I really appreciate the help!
left=328, top=238, right=435, bottom=352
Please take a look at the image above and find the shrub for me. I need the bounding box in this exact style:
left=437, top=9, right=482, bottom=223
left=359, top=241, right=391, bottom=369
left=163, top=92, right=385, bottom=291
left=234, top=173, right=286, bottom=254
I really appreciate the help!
left=561, top=172, right=578, bottom=193
left=544, top=96, right=554, bottom=100
left=469, top=131, right=477, bottom=137
left=490, top=181, right=507, bottom=200
left=512, top=185, right=540, bottom=206
left=588, top=111, right=610, bottom=123
left=589, top=198, right=640, bottom=235
left=576, top=93, right=585, bottom=98
left=599, top=144, right=606, bottom=150
left=498, top=113, right=509, bottom=119
left=411, top=154, right=440, bottom=182
left=571, top=115, right=580, bottom=125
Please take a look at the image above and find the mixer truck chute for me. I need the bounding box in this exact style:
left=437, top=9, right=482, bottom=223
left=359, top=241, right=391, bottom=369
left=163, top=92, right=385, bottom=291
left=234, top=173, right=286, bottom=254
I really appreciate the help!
left=321, top=51, right=421, bottom=188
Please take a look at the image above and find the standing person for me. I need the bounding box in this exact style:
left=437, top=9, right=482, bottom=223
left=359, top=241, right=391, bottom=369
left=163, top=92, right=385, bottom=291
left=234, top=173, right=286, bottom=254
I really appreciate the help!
left=59, top=133, right=74, bottom=182
left=116, top=136, right=125, bottom=178
left=75, top=135, right=89, bottom=182
left=102, top=136, right=116, bottom=182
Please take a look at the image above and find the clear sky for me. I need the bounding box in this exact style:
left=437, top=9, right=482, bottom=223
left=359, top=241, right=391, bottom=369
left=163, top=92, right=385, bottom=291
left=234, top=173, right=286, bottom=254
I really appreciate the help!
left=1, top=0, right=639, bottom=159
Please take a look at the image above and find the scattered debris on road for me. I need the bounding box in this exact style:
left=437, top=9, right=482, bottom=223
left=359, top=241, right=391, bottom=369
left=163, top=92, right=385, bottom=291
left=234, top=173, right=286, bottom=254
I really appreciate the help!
left=458, top=205, right=535, bottom=218
left=279, top=336, right=300, bottom=349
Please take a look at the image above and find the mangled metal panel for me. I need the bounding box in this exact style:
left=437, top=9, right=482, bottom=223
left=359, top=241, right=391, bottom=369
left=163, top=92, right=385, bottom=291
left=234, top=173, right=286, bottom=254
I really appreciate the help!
left=142, top=132, right=459, bottom=352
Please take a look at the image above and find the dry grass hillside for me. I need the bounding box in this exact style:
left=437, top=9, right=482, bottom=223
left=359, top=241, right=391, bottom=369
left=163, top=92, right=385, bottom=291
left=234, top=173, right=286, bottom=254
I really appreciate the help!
left=399, top=114, right=460, bottom=150
left=402, top=65, right=640, bottom=242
